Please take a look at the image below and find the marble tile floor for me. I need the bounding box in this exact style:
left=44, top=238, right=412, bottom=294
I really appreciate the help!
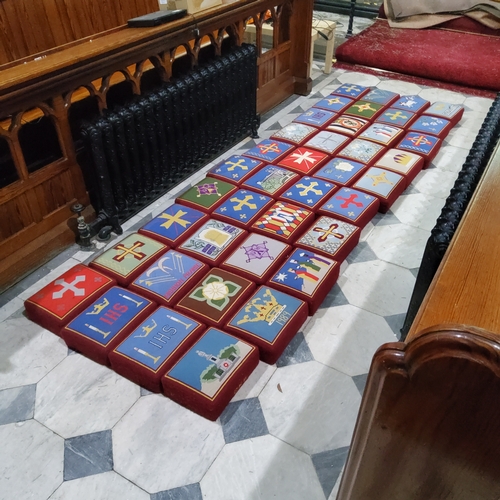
left=0, top=59, right=493, bottom=500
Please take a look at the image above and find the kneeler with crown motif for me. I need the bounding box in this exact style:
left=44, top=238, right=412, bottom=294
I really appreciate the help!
left=225, top=286, right=309, bottom=364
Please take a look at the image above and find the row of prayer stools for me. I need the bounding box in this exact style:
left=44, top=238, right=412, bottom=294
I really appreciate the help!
left=24, top=84, right=464, bottom=420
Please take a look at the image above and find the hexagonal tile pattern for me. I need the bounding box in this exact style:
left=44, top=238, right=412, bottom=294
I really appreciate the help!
left=200, top=434, right=325, bottom=500
left=340, top=260, right=415, bottom=316
left=418, top=88, right=465, bottom=104
left=336, top=71, right=380, bottom=87
left=0, top=384, right=36, bottom=424
left=365, top=223, right=429, bottom=269
left=49, top=471, right=149, bottom=500
left=391, top=193, right=445, bottom=231
left=304, top=304, right=397, bottom=376
left=352, top=374, right=369, bottom=395
left=259, top=361, right=361, bottom=454
left=113, top=394, right=224, bottom=493
left=345, top=241, right=378, bottom=265
left=412, top=169, right=458, bottom=199
left=433, top=144, right=469, bottom=173
left=0, top=316, right=67, bottom=391
left=377, top=80, right=422, bottom=96
left=463, top=96, right=493, bottom=113
left=230, top=361, right=276, bottom=402
left=35, top=354, right=140, bottom=438
left=319, top=283, right=350, bottom=310
left=0, top=420, right=63, bottom=500
left=384, top=312, right=408, bottom=340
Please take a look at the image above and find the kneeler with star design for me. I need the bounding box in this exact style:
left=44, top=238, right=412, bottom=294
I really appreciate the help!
left=220, top=233, right=291, bottom=285
left=267, top=248, right=340, bottom=315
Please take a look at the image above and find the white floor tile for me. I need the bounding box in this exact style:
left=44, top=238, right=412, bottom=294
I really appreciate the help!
left=200, top=435, right=325, bottom=500
left=305, top=304, right=397, bottom=376
left=340, top=260, right=415, bottom=316
left=113, top=395, right=224, bottom=492
left=0, top=317, right=68, bottom=391
left=366, top=223, right=429, bottom=269
left=49, top=471, right=149, bottom=500
left=1, top=420, right=63, bottom=500
left=35, top=355, right=140, bottom=438
left=391, top=192, right=444, bottom=231
left=259, top=361, right=361, bottom=454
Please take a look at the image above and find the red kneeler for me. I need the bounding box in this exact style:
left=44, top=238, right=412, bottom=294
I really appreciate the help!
left=162, top=327, right=259, bottom=421
left=24, top=264, right=115, bottom=336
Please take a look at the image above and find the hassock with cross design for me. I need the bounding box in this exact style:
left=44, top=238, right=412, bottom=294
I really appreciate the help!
left=89, top=233, right=169, bottom=286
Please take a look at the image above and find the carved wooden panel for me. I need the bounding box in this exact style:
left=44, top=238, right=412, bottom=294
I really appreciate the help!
left=0, top=0, right=159, bottom=64
left=0, top=0, right=313, bottom=292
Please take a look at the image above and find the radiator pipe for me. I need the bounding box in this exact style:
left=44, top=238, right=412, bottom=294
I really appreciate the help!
left=71, top=204, right=93, bottom=248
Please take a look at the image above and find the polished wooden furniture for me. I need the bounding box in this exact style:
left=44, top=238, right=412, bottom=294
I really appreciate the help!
left=0, top=0, right=314, bottom=293
left=245, top=18, right=336, bottom=74
left=337, top=141, right=500, bottom=500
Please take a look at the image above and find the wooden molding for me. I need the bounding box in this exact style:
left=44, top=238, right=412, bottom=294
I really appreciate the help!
left=338, top=327, right=500, bottom=500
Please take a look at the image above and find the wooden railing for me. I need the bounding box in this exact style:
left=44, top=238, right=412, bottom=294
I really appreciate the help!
left=0, top=0, right=314, bottom=292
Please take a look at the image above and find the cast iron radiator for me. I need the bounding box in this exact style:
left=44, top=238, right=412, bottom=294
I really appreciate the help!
left=80, top=43, right=259, bottom=236
left=400, top=92, right=500, bottom=339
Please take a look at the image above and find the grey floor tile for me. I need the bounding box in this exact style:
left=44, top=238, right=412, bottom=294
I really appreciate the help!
left=220, top=398, right=269, bottom=444
left=384, top=312, right=408, bottom=340
left=14, top=265, right=52, bottom=291
left=64, top=430, right=113, bottom=481
left=290, top=105, right=307, bottom=115
left=276, top=331, right=314, bottom=368
left=151, top=483, right=203, bottom=500
left=311, top=446, right=350, bottom=499
left=140, top=387, right=154, bottom=397
left=372, top=212, right=401, bottom=226
left=0, top=284, right=23, bottom=308
left=404, top=184, right=421, bottom=195
left=319, top=283, right=350, bottom=309
left=352, top=373, right=369, bottom=396
left=0, top=385, right=36, bottom=425
left=127, top=213, right=153, bottom=232
left=346, top=241, right=378, bottom=264
left=410, top=267, right=420, bottom=278
left=266, top=121, right=283, bottom=131
left=45, top=245, right=80, bottom=271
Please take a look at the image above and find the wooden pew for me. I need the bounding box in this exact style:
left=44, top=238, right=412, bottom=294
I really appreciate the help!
left=337, top=139, right=500, bottom=499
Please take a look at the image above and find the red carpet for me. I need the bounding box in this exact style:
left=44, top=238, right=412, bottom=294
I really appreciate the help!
left=336, top=19, right=500, bottom=95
